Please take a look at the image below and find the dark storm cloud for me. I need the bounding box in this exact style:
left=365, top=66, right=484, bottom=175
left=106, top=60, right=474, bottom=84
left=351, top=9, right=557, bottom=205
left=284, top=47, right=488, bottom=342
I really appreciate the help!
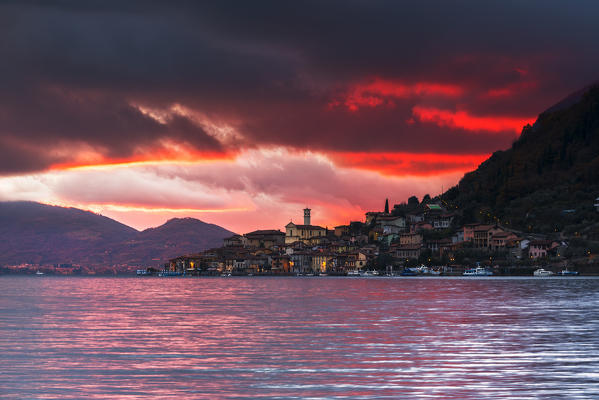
left=0, top=86, right=222, bottom=159
left=1, top=0, right=598, bottom=174
left=238, top=99, right=520, bottom=154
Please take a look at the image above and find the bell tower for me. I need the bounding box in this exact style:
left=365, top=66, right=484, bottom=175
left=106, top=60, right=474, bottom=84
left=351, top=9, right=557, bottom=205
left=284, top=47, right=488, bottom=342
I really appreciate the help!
left=303, top=208, right=311, bottom=225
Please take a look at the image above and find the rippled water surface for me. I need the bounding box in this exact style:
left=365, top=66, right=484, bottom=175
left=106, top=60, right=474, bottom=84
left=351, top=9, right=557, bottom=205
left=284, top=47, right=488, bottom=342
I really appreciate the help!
left=1, top=276, right=599, bottom=399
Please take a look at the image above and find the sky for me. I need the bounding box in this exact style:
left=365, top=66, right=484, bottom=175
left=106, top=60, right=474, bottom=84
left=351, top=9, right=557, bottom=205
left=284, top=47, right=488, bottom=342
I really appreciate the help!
left=1, top=1, right=598, bottom=233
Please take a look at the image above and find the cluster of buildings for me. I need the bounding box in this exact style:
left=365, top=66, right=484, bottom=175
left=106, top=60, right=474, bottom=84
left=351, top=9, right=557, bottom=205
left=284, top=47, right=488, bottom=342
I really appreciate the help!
left=167, top=201, right=563, bottom=276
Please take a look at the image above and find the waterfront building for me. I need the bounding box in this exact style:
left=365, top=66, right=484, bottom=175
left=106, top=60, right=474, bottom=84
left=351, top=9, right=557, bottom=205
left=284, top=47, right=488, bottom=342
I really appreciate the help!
left=452, top=230, right=464, bottom=243
left=376, top=215, right=407, bottom=233
left=365, top=211, right=381, bottom=225
left=431, top=213, right=454, bottom=230
left=425, top=238, right=453, bottom=255
left=473, top=225, right=499, bottom=248
left=271, top=255, right=292, bottom=274
left=406, top=213, right=424, bottom=224
left=243, top=230, right=285, bottom=249
left=392, top=244, right=422, bottom=260
left=285, top=208, right=327, bottom=245
left=489, top=232, right=519, bottom=250
left=399, top=232, right=423, bottom=246
left=289, top=251, right=313, bottom=274
left=312, top=252, right=336, bottom=274
left=528, top=240, right=558, bottom=259
left=463, top=223, right=481, bottom=241
left=223, top=234, right=244, bottom=247
left=334, top=225, right=350, bottom=237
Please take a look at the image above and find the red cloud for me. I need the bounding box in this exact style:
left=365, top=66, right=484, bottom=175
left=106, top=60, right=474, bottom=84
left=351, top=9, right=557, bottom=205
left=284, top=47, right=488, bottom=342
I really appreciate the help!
left=331, top=151, right=489, bottom=176
left=411, top=106, right=533, bottom=134
left=333, top=78, right=463, bottom=111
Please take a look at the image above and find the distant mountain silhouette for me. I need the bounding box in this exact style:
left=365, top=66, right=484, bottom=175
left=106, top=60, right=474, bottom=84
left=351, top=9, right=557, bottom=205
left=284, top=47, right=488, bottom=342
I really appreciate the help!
left=0, top=202, right=235, bottom=267
left=445, top=83, right=599, bottom=235
left=111, top=217, right=236, bottom=266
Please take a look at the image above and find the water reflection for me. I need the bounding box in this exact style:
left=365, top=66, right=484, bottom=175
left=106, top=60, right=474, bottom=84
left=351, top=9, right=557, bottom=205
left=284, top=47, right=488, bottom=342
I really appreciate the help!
left=1, top=277, right=598, bottom=399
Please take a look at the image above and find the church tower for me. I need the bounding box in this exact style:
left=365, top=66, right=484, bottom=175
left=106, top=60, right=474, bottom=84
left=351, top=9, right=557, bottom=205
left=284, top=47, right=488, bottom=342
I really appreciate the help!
left=304, top=208, right=311, bottom=225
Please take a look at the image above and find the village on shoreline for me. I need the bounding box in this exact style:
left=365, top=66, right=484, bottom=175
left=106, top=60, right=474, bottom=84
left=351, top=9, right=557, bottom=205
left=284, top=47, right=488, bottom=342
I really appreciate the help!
left=5, top=196, right=598, bottom=277
left=153, top=196, right=598, bottom=277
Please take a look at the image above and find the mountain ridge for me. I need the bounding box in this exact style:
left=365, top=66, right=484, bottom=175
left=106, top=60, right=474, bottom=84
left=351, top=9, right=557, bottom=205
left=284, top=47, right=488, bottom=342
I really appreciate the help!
left=0, top=201, right=236, bottom=267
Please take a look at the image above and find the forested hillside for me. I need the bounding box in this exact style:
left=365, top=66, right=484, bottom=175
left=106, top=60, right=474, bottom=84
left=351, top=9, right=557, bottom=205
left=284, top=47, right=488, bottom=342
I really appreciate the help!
left=444, top=85, right=599, bottom=237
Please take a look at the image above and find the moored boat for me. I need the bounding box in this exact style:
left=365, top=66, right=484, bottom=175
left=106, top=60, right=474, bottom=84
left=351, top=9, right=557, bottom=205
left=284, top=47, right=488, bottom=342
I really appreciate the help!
left=558, top=268, right=579, bottom=276
left=533, top=268, right=554, bottom=276
left=158, top=270, right=183, bottom=277
left=463, top=266, right=493, bottom=276
left=400, top=268, right=417, bottom=276
left=359, top=270, right=379, bottom=277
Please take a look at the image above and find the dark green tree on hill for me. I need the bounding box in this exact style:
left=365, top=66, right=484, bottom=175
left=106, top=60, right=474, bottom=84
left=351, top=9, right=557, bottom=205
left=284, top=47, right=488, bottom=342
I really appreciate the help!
left=444, top=85, right=599, bottom=234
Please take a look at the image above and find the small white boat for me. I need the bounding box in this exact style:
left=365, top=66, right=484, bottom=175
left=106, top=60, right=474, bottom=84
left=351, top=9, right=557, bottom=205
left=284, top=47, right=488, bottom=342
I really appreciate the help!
left=35, top=270, right=44, bottom=275
left=463, top=266, right=493, bottom=276
left=416, top=265, right=430, bottom=274
left=533, top=268, right=554, bottom=276
left=158, top=270, right=183, bottom=277
left=347, top=270, right=361, bottom=276
left=360, top=270, right=379, bottom=277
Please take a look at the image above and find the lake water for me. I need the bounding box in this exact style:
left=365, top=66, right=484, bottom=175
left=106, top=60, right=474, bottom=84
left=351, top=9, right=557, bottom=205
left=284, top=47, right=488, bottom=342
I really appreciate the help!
left=1, top=276, right=599, bottom=399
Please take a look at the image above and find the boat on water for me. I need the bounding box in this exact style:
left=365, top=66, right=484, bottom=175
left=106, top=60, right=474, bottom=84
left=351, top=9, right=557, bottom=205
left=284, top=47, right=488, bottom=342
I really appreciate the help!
left=158, top=271, right=183, bottom=277
left=415, top=265, right=443, bottom=275
left=533, top=268, right=554, bottom=276
left=400, top=268, right=417, bottom=276
left=359, top=270, right=379, bottom=277
left=558, top=268, right=579, bottom=276
left=463, top=266, right=493, bottom=276
left=415, top=265, right=429, bottom=274
left=347, top=270, right=360, bottom=277
left=35, top=270, right=44, bottom=275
